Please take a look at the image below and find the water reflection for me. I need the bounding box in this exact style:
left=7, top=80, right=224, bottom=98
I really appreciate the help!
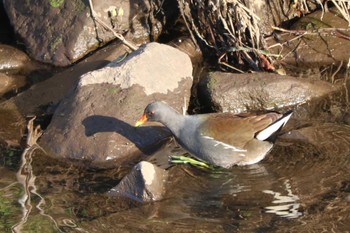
left=263, top=179, right=302, bottom=219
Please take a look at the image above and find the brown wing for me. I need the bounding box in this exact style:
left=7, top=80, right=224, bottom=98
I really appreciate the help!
left=199, top=112, right=281, bottom=148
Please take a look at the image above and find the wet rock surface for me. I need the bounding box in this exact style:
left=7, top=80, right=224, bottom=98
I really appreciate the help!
left=0, top=73, right=25, bottom=96
left=198, top=72, right=336, bottom=113
left=0, top=101, right=25, bottom=147
left=39, top=42, right=193, bottom=167
left=0, top=44, right=52, bottom=98
left=2, top=0, right=177, bottom=66
left=0, top=44, right=33, bottom=73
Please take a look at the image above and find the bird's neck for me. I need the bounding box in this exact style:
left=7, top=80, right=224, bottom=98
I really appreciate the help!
left=159, top=110, right=185, bottom=136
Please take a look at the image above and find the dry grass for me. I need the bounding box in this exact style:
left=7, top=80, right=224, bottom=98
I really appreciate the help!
left=178, top=0, right=266, bottom=72
left=178, top=0, right=350, bottom=72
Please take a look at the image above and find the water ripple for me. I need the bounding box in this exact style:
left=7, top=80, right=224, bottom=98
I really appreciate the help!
left=263, top=179, right=302, bottom=219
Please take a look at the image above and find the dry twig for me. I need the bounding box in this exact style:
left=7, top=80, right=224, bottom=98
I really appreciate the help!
left=331, top=61, right=343, bottom=84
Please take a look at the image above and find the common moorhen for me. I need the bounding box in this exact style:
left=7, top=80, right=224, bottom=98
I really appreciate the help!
left=135, top=101, right=292, bottom=168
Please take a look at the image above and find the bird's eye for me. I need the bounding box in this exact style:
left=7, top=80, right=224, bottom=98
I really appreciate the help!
left=147, top=111, right=154, bottom=117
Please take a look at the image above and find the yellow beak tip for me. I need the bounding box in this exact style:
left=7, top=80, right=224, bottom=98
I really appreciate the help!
left=134, top=121, right=143, bottom=127
left=135, top=114, right=147, bottom=127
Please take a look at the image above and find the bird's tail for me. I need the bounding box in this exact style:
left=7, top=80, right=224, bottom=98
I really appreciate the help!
left=255, top=110, right=293, bottom=142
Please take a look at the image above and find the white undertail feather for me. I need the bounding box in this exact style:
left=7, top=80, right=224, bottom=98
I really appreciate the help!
left=255, top=111, right=293, bottom=141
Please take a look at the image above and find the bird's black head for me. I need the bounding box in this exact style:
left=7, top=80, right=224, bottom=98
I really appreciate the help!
left=135, top=101, right=170, bottom=126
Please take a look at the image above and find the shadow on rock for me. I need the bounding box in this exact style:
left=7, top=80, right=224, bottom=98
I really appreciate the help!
left=82, top=115, right=171, bottom=155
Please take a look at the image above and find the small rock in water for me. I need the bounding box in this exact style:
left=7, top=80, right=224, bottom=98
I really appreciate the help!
left=107, top=161, right=167, bottom=202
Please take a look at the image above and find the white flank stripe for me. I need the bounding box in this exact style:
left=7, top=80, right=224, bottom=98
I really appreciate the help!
left=202, top=135, right=247, bottom=152
left=256, top=112, right=293, bottom=141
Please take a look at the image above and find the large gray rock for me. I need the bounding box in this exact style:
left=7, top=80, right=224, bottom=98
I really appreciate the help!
left=3, top=0, right=177, bottom=66
left=107, top=161, right=167, bottom=202
left=198, top=72, right=336, bottom=113
left=39, top=42, right=193, bottom=168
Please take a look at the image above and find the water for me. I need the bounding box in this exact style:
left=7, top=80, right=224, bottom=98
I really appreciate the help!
left=1, top=129, right=350, bottom=233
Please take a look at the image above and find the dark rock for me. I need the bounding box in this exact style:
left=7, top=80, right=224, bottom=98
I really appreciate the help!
left=198, top=72, right=335, bottom=113
left=0, top=1, right=14, bottom=44
left=39, top=42, right=193, bottom=168
left=107, top=161, right=167, bottom=202
left=2, top=0, right=177, bottom=66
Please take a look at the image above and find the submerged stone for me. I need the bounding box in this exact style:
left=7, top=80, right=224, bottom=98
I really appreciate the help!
left=107, top=161, right=167, bottom=202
